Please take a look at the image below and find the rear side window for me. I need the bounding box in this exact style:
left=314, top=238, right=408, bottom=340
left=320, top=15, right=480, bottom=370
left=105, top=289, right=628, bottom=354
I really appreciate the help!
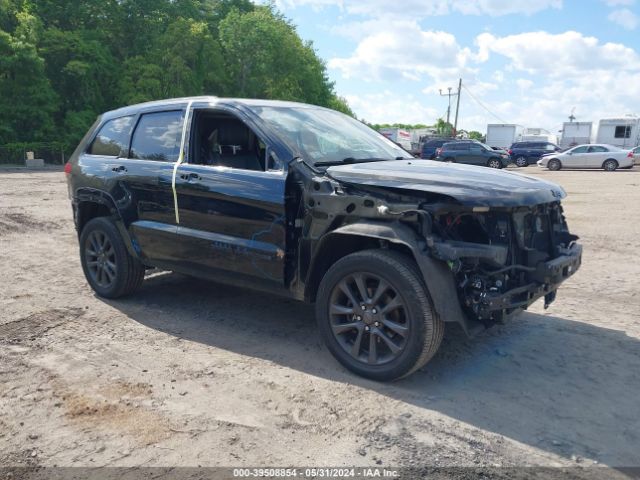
left=130, top=111, right=184, bottom=162
left=89, top=116, right=134, bottom=156
left=588, top=146, right=608, bottom=152
left=450, top=143, right=469, bottom=151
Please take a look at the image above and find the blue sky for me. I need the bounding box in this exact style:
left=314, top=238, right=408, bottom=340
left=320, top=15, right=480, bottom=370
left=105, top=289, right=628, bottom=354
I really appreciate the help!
left=271, top=0, right=640, bottom=133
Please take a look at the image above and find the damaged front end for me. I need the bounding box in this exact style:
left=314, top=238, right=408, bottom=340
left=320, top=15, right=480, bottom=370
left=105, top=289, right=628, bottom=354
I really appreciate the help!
left=293, top=159, right=582, bottom=335
left=426, top=202, right=581, bottom=326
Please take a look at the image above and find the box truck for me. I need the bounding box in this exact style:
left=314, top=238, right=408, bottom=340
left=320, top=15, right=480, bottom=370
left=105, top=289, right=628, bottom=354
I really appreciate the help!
left=560, top=122, right=592, bottom=148
left=379, top=128, right=413, bottom=151
left=486, top=124, right=523, bottom=149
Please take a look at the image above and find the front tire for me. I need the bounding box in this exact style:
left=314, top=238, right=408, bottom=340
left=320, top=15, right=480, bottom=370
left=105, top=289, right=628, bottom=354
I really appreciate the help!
left=515, top=156, right=528, bottom=167
left=487, top=158, right=502, bottom=169
left=603, top=159, right=618, bottom=171
left=316, top=250, right=444, bottom=381
left=547, top=159, right=562, bottom=171
left=79, top=217, right=145, bottom=298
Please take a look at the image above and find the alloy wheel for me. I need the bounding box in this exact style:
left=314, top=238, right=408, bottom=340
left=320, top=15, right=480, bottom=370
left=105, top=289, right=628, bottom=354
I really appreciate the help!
left=328, top=272, right=409, bottom=366
left=515, top=156, right=527, bottom=167
left=84, top=230, right=117, bottom=289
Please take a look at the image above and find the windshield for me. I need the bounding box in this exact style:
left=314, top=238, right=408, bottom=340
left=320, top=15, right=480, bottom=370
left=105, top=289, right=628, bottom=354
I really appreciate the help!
left=476, top=141, right=494, bottom=151
left=252, top=106, right=412, bottom=166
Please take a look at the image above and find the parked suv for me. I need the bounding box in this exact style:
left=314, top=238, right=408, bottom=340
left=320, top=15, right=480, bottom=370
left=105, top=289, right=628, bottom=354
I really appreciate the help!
left=65, top=97, right=581, bottom=381
left=509, top=141, right=561, bottom=167
left=436, top=140, right=511, bottom=168
left=420, top=138, right=453, bottom=159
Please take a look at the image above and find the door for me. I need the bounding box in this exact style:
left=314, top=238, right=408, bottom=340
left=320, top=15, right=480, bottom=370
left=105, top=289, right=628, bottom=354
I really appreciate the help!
left=468, top=144, right=485, bottom=165
left=82, top=112, right=182, bottom=264
left=564, top=145, right=589, bottom=168
left=120, top=109, right=187, bottom=263
left=173, top=108, right=287, bottom=285
left=586, top=145, right=609, bottom=168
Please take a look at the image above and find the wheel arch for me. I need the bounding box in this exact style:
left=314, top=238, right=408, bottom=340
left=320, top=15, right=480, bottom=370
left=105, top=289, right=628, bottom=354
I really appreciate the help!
left=305, top=221, right=480, bottom=336
left=602, top=158, right=618, bottom=168
left=74, top=188, right=139, bottom=258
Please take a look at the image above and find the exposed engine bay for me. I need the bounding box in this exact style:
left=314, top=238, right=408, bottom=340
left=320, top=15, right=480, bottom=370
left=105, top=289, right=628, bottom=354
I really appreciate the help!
left=428, top=202, right=580, bottom=325
left=288, top=158, right=582, bottom=333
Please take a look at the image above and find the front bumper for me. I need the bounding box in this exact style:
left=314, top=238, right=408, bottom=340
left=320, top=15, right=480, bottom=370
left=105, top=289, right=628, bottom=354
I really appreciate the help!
left=477, top=243, right=582, bottom=317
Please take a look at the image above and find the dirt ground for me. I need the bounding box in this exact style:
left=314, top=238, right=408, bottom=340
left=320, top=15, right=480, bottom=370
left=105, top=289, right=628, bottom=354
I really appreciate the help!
left=1, top=166, right=639, bottom=473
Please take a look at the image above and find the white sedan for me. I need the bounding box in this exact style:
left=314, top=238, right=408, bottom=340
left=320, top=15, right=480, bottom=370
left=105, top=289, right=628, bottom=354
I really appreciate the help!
left=537, top=144, right=634, bottom=171
left=632, top=146, right=640, bottom=165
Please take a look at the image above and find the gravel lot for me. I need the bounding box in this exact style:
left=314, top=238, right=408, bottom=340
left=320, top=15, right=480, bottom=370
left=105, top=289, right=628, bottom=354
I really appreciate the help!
left=1, top=166, right=639, bottom=473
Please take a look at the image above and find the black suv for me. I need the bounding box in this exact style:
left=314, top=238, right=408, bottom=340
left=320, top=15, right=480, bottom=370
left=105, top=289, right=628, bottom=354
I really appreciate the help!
left=436, top=140, right=511, bottom=168
left=65, top=97, right=581, bottom=381
left=509, top=141, right=562, bottom=167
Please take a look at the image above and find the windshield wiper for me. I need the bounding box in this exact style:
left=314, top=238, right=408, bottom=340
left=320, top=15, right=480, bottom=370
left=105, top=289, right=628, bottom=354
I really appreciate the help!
left=314, top=157, right=405, bottom=167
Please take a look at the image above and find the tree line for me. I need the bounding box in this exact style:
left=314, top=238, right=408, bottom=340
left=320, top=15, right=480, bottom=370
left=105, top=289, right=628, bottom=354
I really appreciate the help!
left=0, top=0, right=353, bottom=150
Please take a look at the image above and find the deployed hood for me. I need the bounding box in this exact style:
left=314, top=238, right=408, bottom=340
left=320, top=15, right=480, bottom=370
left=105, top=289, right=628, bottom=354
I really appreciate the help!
left=327, top=160, right=566, bottom=207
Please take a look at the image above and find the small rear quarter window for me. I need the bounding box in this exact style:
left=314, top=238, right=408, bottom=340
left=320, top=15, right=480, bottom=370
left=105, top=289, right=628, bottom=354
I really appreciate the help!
left=89, top=116, right=135, bottom=156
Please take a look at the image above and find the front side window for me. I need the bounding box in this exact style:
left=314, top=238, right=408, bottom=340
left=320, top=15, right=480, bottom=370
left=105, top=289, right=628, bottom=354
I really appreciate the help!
left=252, top=106, right=411, bottom=166
left=130, top=111, right=184, bottom=162
left=89, top=116, right=134, bottom=157
left=614, top=126, right=631, bottom=139
left=572, top=146, right=589, bottom=153
left=190, top=110, right=267, bottom=171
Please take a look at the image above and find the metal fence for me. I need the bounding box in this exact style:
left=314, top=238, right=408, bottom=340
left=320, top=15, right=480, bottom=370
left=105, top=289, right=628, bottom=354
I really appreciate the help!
left=0, top=143, right=69, bottom=166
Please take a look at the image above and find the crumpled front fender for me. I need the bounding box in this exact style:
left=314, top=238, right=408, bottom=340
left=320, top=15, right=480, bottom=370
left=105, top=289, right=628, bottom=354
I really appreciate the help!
left=318, top=220, right=484, bottom=336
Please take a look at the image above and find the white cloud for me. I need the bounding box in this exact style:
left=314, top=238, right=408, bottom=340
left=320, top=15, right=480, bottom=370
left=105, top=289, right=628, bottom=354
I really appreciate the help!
left=515, top=78, right=534, bottom=90
left=333, top=27, right=640, bottom=132
left=608, top=8, right=639, bottom=29
left=343, top=91, right=440, bottom=124
left=328, top=25, right=472, bottom=82
left=603, top=0, right=635, bottom=6
left=476, top=30, right=640, bottom=76
left=276, top=0, right=562, bottom=17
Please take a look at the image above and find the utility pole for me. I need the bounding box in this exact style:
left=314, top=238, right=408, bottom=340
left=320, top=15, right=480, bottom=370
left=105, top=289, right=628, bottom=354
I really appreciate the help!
left=439, top=86, right=453, bottom=125
left=453, top=78, right=462, bottom=136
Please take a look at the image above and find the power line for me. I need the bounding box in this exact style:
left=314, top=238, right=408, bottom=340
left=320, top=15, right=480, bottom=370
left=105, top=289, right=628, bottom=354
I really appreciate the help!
left=462, top=84, right=509, bottom=124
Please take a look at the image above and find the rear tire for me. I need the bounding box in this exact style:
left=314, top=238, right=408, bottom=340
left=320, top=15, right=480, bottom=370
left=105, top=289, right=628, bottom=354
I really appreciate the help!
left=79, top=217, right=145, bottom=298
left=547, top=159, right=562, bottom=171
left=515, top=156, right=528, bottom=167
left=603, top=159, right=618, bottom=171
left=316, top=249, right=444, bottom=381
left=443, top=157, right=455, bottom=163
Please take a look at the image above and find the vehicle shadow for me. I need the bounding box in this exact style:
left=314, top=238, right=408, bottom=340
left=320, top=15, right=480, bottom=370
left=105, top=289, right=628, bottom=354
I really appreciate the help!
left=107, top=271, right=640, bottom=466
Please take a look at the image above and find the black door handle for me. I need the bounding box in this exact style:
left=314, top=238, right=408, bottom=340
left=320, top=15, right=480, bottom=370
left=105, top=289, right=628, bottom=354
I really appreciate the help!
left=111, top=165, right=127, bottom=173
left=180, top=172, right=201, bottom=181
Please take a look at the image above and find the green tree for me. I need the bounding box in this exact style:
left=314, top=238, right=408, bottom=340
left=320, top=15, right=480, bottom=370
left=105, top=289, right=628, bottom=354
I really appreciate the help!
left=0, top=0, right=354, bottom=149
left=0, top=10, right=58, bottom=143
left=435, top=118, right=454, bottom=136
left=468, top=130, right=484, bottom=141
left=218, top=5, right=334, bottom=105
